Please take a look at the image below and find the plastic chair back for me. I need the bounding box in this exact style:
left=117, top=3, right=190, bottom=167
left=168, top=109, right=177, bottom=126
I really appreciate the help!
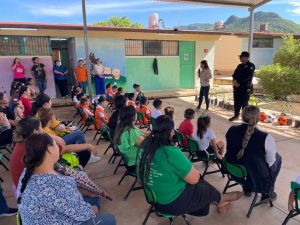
left=291, top=182, right=300, bottom=201
left=222, top=158, right=247, bottom=179
left=174, top=130, right=184, bottom=147
left=137, top=112, right=144, bottom=120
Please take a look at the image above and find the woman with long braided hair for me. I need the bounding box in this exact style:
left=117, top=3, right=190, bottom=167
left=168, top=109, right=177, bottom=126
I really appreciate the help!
left=137, top=115, right=243, bottom=217
left=17, top=133, right=116, bottom=225
left=225, top=105, right=282, bottom=201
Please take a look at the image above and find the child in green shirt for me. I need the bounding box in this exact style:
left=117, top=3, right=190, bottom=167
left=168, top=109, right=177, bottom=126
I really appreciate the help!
left=114, top=106, right=144, bottom=169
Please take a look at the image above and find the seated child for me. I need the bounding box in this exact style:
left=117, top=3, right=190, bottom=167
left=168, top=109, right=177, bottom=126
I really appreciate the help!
left=112, top=85, right=118, bottom=97
left=133, top=83, right=144, bottom=105
left=26, top=78, right=37, bottom=98
left=194, top=114, right=225, bottom=159
left=138, top=96, right=151, bottom=125
left=116, top=87, right=124, bottom=97
left=80, top=98, right=94, bottom=123
left=288, top=176, right=300, bottom=212
left=178, top=108, right=195, bottom=147
left=126, top=93, right=136, bottom=108
left=14, top=99, right=24, bottom=123
left=105, top=83, right=114, bottom=102
left=152, top=99, right=162, bottom=119
left=94, top=96, right=109, bottom=130
left=72, top=85, right=83, bottom=103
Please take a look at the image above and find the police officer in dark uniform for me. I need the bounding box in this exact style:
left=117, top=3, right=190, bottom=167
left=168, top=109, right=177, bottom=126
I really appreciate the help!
left=229, top=51, right=255, bottom=121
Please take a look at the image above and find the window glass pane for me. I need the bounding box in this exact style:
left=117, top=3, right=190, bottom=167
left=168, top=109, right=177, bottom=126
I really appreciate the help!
left=0, top=35, right=50, bottom=56
left=144, top=40, right=162, bottom=56
left=253, top=38, right=273, bottom=48
left=0, top=36, right=21, bottom=55
left=162, top=41, right=178, bottom=56
left=125, top=40, right=143, bottom=56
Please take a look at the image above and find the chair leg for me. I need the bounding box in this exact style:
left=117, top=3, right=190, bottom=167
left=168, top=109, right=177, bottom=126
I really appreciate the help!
left=142, top=205, right=154, bottom=225
left=282, top=210, right=299, bottom=225
left=182, top=215, right=191, bottom=225
left=223, top=178, right=231, bottom=194
left=169, top=218, right=174, bottom=225
left=2, top=154, right=10, bottom=161
left=247, top=193, right=259, bottom=218
left=104, top=144, right=112, bottom=155
left=0, top=176, right=3, bottom=182
left=93, top=131, right=99, bottom=140
left=114, top=158, right=123, bottom=174
left=118, top=172, right=128, bottom=185
left=2, top=147, right=12, bottom=154
left=96, top=134, right=104, bottom=145
left=0, top=161, right=9, bottom=171
left=202, top=162, right=209, bottom=178
left=215, top=160, right=225, bottom=178
left=124, top=178, right=138, bottom=200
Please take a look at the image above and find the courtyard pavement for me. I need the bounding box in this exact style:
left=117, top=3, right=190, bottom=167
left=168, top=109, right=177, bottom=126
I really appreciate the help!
left=1, top=96, right=300, bottom=225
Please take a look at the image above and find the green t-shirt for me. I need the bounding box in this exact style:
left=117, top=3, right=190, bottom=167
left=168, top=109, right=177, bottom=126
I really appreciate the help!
left=138, top=145, right=192, bottom=205
left=118, top=128, right=143, bottom=166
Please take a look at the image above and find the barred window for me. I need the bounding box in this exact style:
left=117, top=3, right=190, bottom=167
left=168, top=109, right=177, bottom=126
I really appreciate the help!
left=125, top=40, right=178, bottom=56
left=253, top=38, right=274, bottom=48
left=0, top=36, right=51, bottom=56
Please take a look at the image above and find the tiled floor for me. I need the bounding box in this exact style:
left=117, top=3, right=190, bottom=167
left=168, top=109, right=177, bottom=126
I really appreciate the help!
left=1, top=96, right=300, bottom=225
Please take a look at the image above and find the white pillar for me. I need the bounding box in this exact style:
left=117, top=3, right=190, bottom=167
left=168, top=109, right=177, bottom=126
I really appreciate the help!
left=248, top=7, right=254, bottom=55
left=82, top=0, right=92, bottom=97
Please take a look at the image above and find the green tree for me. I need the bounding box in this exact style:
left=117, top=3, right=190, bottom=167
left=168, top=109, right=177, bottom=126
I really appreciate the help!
left=94, top=16, right=143, bottom=28
left=257, top=35, right=300, bottom=97
left=273, top=35, right=300, bottom=69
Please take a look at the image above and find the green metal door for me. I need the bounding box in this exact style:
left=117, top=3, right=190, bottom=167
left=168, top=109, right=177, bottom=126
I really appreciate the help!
left=179, top=41, right=195, bottom=88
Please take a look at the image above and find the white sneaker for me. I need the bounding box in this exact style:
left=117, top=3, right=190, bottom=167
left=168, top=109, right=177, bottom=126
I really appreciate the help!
left=88, top=155, right=101, bottom=164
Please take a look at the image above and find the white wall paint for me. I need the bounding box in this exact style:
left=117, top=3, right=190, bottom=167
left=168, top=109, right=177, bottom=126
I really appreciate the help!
left=195, top=41, right=215, bottom=90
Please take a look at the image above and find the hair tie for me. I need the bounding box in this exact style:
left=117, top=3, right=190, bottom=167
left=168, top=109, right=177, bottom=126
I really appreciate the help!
left=198, top=114, right=206, bottom=119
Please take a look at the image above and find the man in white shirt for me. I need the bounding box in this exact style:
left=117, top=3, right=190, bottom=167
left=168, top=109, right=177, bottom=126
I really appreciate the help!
left=152, top=99, right=162, bottom=119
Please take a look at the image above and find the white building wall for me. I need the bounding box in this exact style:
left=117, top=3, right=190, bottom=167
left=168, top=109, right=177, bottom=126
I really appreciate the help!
left=242, top=37, right=283, bottom=69
left=195, top=41, right=215, bottom=90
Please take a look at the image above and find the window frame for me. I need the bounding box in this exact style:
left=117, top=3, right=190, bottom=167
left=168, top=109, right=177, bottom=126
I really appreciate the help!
left=125, top=39, right=179, bottom=56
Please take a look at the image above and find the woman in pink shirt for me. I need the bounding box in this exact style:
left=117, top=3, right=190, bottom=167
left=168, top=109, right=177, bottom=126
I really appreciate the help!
left=11, top=57, right=26, bottom=84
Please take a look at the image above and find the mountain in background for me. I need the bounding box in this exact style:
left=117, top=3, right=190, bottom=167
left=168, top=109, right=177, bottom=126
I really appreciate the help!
left=179, top=11, right=300, bottom=33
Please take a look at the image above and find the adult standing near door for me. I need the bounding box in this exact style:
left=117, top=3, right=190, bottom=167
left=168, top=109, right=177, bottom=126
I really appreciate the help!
left=75, top=60, right=88, bottom=94
left=11, top=57, right=26, bottom=84
left=196, top=60, right=212, bottom=112
left=31, top=57, right=48, bottom=94
left=53, top=60, right=69, bottom=98
left=229, top=51, right=255, bottom=122
left=93, top=59, right=106, bottom=97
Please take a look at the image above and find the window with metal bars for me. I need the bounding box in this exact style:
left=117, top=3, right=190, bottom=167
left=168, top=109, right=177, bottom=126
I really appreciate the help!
left=0, top=36, right=51, bottom=56
left=125, top=40, right=179, bottom=56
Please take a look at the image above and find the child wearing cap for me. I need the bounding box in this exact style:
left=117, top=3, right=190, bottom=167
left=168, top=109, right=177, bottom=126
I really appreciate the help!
left=94, top=96, right=108, bottom=130
left=133, top=83, right=144, bottom=105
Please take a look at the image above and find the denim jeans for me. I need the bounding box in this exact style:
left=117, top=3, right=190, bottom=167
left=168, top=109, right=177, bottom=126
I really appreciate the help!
left=79, top=82, right=87, bottom=94
left=37, top=79, right=47, bottom=94
left=197, top=85, right=210, bottom=110
left=62, top=130, right=86, bottom=145
left=0, top=184, right=9, bottom=214
left=80, top=213, right=116, bottom=225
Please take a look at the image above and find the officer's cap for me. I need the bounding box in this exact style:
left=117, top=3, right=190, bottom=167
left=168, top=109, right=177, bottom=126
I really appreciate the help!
left=240, top=51, right=250, bottom=58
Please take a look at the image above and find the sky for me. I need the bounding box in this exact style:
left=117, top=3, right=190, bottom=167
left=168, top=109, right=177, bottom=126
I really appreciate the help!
left=0, top=0, right=300, bottom=28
